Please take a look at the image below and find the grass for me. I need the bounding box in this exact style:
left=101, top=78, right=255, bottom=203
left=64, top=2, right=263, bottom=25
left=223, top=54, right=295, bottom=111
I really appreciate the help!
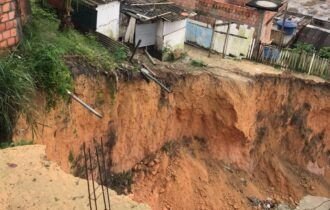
left=0, top=140, right=34, bottom=149
left=191, top=59, right=207, bottom=67
left=0, top=3, right=120, bottom=141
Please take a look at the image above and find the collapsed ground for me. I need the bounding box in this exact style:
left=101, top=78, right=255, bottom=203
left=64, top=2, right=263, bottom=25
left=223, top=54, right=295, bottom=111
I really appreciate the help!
left=1, top=3, right=329, bottom=210
left=14, top=62, right=330, bottom=209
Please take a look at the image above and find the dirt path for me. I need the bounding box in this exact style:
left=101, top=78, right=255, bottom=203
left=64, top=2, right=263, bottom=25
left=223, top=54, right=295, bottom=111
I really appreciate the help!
left=0, top=145, right=150, bottom=210
left=184, top=45, right=328, bottom=84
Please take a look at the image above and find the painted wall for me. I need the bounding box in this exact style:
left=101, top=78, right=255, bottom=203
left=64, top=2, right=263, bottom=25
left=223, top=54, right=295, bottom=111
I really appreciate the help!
left=212, top=20, right=255, bottom=57
left=186, top=19, right=213, bottom=48
left=96, top=1, right=120, bottom=40
left=162, top=19, right=186, bottom=50
left=186, top=19, right=255, bottom=57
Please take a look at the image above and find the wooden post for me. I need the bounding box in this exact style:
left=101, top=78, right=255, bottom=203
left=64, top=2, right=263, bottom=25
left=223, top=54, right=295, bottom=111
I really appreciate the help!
left=208, top=20, right=216, bottom=57
left=279, top=2, right=288, bottom=49
left=308, top=53, right=316, bottom=75
left=222, top=22, right=230, bottom=58
left=253, top=10, right=265, bottom=60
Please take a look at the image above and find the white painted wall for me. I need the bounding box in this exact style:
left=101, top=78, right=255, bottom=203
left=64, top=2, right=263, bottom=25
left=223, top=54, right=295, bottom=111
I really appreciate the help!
left=162, top=19, right=186, bottom=50
left=96, top=1, right=120, bottom=40
left=212, top=20, right=255, bottom=57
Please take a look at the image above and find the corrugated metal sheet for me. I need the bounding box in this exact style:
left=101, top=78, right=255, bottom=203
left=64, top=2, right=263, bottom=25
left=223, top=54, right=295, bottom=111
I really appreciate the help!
left=135, top=23, right=157, bottom=47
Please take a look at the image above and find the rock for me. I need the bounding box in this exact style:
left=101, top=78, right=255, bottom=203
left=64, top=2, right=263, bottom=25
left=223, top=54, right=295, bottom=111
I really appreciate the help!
left=159, top=188, right=165, bottom=194
left=151, top=169, right=158, bottom=176
left=240, top=178, right=247, bottom=186
left=148, top=161, right=155, bottom=167
left=247, top=196, right=260, bottom=206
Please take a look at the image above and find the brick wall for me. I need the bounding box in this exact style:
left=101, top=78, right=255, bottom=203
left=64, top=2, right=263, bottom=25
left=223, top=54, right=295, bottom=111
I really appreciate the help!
left=0, top=0, right=20, bottom=50
left=173, top=0, right=275, bottom=42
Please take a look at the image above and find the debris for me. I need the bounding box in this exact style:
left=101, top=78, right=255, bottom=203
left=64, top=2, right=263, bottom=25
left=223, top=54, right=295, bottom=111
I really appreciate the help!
left=247, top=196, right=276, bottom=209
left=129, top=39, right=142, bottom=63
left=145, top=50, right=157, bottom=65
left=140, top=68, right=171, bottom=93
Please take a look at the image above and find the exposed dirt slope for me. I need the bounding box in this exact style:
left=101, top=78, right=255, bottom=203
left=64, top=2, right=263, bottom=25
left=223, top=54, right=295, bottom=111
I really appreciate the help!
left=0, top=145, right=150, bottom=210
left=14, top=67, right=330, bottom=209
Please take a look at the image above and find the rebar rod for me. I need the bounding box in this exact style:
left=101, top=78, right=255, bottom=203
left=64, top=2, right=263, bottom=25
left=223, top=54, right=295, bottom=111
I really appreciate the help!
left=88, top=148, right=98, bottom=210
left=101, top=138, right=111, bottom=209
left=83, top=143, right=92, bottom=210
left=95, top=143, right=107, bottom=210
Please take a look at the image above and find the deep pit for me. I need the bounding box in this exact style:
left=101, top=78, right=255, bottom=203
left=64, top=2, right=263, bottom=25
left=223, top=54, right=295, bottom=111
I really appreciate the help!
left=14, top=67, right=330, bottom=209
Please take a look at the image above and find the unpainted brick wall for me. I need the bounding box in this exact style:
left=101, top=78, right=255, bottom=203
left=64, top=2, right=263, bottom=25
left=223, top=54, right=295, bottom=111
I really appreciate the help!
left=172, top=0, right=274, bottom=42
left=0, top=0, right=20, bottom=50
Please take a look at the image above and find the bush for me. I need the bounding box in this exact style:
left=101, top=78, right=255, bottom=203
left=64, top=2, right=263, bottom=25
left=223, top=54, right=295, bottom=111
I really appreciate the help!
left=319, top=47, right=330, bottom=59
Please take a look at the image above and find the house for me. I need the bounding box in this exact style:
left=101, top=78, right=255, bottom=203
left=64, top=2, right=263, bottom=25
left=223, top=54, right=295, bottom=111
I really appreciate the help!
left=0, top=0, right=30, bottom=50
left=294, top=18, right=330, bottom=50
left=120, top=1, right=195, bottom=60
left=270, top=12, right=330, bottom=50
left=169, top=0, right=284, bottom=57
left=71, top=0, right=120, bottom=40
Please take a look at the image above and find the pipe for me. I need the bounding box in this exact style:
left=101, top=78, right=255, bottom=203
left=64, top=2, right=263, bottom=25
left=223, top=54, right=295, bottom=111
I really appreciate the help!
left=67, top=90, right=103, bottom=119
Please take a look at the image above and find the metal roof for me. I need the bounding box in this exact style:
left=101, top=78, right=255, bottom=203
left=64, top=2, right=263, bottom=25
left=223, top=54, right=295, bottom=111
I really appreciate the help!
left=81, top=0, right=117, bottom=7
left=121, top=1, right=195, bottom=22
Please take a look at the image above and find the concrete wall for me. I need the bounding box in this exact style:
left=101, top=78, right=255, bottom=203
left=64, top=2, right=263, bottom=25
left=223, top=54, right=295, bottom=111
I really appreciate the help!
left=212, top=21, right=255, bottom=57
left=186, top=19, right=255, bottom=57
left=96, top=1, right=120, bottom=40
left=0, top=0, right=20, bottom=50
left=186, top=19, right=213, bottom=48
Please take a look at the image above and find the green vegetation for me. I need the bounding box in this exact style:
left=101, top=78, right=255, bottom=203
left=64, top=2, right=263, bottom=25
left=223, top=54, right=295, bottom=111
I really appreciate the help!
left=109, top=170, right=133, bottom=194
left=191, top=59, right=207, bottom=67
left=292, top=42, right=330, bottom=59
left=68, top=150, right=75, bottom=163
left=0, top=140, right=34, bottom=149
left=319, top=47, right=330, bottom=59
left=292, top=42, right=315, bottom=54
left=0, top=3, right=118, bottom=141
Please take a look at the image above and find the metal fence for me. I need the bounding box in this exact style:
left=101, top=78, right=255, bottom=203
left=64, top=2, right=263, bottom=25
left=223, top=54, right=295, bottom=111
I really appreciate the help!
left=257, top=45, right=329, bottom=79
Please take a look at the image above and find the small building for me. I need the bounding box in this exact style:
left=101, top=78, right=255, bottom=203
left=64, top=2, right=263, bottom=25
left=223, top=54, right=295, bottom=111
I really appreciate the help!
left=72, top=0, right=120, bottom=40
left=120, top=1, right=195, bottom=59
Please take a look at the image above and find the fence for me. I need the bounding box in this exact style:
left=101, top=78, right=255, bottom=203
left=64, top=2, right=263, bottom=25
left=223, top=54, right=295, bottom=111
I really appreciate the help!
left=257, top=45, right=330, bottom=79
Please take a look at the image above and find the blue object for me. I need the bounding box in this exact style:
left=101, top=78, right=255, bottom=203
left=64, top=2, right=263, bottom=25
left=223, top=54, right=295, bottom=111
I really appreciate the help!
left=276, top=19, right=297, bottom=35
left=262, top=46, right=280, bottom=61
left=186, top=22, right=213, bottom=49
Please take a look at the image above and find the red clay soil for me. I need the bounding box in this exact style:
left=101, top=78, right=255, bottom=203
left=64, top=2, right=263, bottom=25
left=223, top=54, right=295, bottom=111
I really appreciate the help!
left=14, top=68, right=330, bottom=209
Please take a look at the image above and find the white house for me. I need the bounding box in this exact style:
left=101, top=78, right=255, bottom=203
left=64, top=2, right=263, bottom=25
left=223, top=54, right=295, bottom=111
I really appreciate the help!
left=121, top=2, right=195, bottom=59
left=72, top=0, right=120, bottom=40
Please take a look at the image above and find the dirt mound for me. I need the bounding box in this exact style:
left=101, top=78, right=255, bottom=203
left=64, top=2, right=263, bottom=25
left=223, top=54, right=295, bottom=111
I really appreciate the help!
left=0, top=145, right=150, bottom=210
left=14, top=68, right=330, bottom=209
